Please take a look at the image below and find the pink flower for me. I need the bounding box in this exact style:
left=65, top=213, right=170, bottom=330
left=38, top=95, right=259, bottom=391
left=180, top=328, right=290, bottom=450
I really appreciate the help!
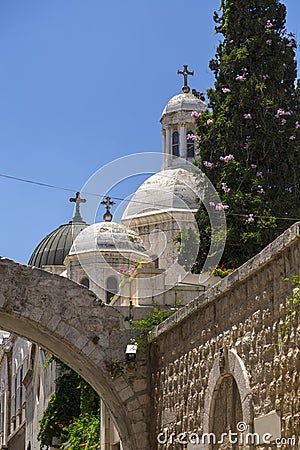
left=221, top=183, right=230, bottom=193
left=266, top=39, right=272, bottom=46
left=186, top=133, right=198, bottom=141
left=245, top=214, right=255, bottom=224
left=256, top=171, right=263, bottom=177
left=244, top=113, right=252, bottom=119
left=209, top=201, right=215, bottom=207
left=251, top=164, right=257, bottom=168
left=222, top=87, right=231, bottom=93
left=287, top=40, right=294, bottom=47
left=206, top=119, right=213, bottom=125
left=229, top=39, right=234, bottom=44
left=220, top=154, right=234, bottom=163
left=215, top=203, right=229, bottom=211
left=203, top=161, right=213, bottom=168
left=281, top=119, right=287, bottom=126
left=275, top=108, right=285, bottom=118
left=296, top=121, right=300, bottom=129
left=191, top=111, right=200, bottom=118
left=263, top=74, right=269, bottom=80
left=289, top=135, right=296, bottom=140
left=236, top=75, right=246, bottom=81
left=265, top=20, right=273, bottom=29
left=257, top=185, right=265, bottom=194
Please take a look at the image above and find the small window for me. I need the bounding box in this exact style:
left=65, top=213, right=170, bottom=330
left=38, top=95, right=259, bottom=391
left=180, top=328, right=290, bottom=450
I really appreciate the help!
left=172, top=131, right=179, bottom=156
left=80, top=277, right=90, bottom=288
left=106, top=276, right=119, bottom=304
left=187, top=131, right=195, bottom=158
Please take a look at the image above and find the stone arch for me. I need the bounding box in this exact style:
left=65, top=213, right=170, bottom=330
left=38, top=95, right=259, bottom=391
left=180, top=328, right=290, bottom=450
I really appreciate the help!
left=0, top=258, right=150, bottom=450
left=203, top=349, right=253, bottom=449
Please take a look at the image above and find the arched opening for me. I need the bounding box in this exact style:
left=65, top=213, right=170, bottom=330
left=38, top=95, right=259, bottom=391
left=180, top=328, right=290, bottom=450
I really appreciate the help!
left=80, top=277, right=90, bottom=288
left=186, top=130, right=195, bottom=158
left=0, top=259, right=150, bottom=450
left=106, top=276, right=119, bottom=304
left=211, top=375, right=243, bottom=449
left=172, top=131, right=179, bottom=156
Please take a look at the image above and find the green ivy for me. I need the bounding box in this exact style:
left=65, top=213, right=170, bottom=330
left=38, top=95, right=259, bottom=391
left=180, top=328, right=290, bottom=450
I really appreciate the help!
left=280, top=275, right=300, bottom=343
left=131, top=303, right=182, bottom=348
left=38, top=359, right=100, bottom=449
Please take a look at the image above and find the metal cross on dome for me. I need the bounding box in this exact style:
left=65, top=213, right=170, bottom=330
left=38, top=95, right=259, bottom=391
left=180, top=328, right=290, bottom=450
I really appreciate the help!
left=69, top=192, right=86, bottom=222
left=177, top=65, right=194, bottom=93
left=101, top=196, right=116, bottom=222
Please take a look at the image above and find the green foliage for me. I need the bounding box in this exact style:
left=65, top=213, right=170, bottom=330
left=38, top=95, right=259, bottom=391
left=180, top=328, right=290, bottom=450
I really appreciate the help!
left=59, top=414, right=100, bottom=450
left=280, top=275, right=300, bottom=343
left=106, top=359, right=124, bottom=380
left=175, top=227, right=200, bottom=271
left=194, top=0, right=300, bottom=270
left=38, top=360, right=100, bottom=449
left=211, top=264, right=235, bottom=278
left=131, top=303, right=182, bottom=348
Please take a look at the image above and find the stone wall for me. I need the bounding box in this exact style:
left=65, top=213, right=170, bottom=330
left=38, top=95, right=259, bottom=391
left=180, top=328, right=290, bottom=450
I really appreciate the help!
left=150, top=224, right=300, bottom=449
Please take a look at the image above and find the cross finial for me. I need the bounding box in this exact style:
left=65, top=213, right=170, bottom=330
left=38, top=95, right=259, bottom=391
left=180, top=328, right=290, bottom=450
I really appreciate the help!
left=177, top=65, right=194, bottom=93
left=69, top=192, right=86, bottom=222
left=101, top=196, right=116, bottom=222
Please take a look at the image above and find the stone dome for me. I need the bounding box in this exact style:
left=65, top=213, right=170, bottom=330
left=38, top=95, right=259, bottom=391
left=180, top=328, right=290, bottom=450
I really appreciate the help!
left=122, top=168, right=202, bottom=221
left=161, top=93, right=207, bottom=119
left=69, top=222, right=147, bottom=256
left=29, top=220, right=87, bottom=268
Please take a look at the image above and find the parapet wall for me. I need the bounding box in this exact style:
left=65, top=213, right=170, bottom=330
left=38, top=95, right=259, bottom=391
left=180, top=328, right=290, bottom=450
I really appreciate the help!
left=150, top=223, right=300, bottom=449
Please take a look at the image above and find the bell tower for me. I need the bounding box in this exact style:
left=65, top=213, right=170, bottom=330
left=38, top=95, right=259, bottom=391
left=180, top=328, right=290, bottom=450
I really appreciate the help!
left=160, top=66, right=207, bottom=170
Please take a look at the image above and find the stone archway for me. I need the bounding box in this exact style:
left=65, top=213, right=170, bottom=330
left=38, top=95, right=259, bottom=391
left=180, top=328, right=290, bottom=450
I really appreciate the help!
left=0, top=258, right=150, bottom=450
left=203, top=349, right=253, bottom=450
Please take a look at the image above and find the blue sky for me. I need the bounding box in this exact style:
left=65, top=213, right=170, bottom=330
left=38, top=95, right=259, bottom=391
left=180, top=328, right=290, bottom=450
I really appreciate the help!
left=0, top=0, right=299, bottom=264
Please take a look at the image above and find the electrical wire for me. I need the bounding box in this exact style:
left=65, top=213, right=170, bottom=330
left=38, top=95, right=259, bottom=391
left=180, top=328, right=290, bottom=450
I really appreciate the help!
left=0, top=172, right=299, bottom=222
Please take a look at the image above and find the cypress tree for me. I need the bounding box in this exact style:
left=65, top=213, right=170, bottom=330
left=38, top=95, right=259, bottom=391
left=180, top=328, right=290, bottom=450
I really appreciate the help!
left=195, top=0, right=300, bottom=269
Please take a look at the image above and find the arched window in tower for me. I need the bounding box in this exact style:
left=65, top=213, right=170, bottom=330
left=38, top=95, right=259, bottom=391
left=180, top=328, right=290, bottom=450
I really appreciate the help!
left=172, top=131, right=179, bottom=156
left=106, top=276, right=119, bottom=304
left=80, top=277, right=90, bottom=289
left=186, top=130, right=195, bottom=158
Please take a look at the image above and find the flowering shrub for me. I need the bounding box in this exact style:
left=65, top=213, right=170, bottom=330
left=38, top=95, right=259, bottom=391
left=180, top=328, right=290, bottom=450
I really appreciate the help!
left=211, top=264, right=235, bottom=278
left=193, top=0, right=300, bottom=271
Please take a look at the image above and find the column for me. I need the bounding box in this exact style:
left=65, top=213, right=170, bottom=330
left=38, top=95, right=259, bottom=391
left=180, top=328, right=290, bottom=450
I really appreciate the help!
left=165, top=127, right=171, bottom=169
left=179, top=124, right=186, bottom=159
left=161, top=129, right=167, bottom=170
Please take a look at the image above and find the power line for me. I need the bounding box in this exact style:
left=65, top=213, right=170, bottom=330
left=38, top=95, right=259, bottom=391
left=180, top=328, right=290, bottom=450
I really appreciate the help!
left=0, top=172, right=299, bottom=222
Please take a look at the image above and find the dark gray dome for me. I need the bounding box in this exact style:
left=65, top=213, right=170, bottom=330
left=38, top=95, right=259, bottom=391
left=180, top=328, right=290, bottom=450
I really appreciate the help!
left=28, top=220, right=87, bottom=268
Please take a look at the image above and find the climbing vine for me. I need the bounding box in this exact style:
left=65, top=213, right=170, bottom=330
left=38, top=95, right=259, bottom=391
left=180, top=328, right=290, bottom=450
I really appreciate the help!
left=38, top=359, right=100, bottom=449
left=280, top=275, right=300, bottom=343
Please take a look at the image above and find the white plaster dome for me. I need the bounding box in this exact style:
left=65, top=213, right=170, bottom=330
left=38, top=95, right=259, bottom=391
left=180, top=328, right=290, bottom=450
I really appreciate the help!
left=122, top=168, right=202, bottom=221
left=161, top=93, right=207, bottom=119
left=69, top=222, right=147, bottom=256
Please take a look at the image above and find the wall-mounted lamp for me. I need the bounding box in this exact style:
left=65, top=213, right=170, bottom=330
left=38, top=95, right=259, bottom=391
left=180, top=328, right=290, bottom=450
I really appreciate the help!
left=125, top=342, right=137, bottom=362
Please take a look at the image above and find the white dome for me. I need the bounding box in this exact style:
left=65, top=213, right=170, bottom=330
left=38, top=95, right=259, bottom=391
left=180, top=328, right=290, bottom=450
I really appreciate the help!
left=122, top=168, right=203, bottom=221
left=161, top=93, right=207, bottom=118
left=69, top=222, right=147, bottom=256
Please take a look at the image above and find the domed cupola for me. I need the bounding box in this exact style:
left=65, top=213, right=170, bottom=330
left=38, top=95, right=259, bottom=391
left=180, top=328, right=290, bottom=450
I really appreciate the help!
left=28, top=192, right=88, bottom=269
left=161, top=65, right=207, bottom=170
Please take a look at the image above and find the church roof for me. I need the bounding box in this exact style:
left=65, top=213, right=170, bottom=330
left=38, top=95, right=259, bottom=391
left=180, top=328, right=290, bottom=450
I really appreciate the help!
left=161, top=93, right=207, bottom=119
left=28, top=219, right=87, bottom=267
left=29, top=192, right=88, bottom=268
left=121, top=168, right=202, bottom=221
left=69, top=222, right=147, bottom=256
